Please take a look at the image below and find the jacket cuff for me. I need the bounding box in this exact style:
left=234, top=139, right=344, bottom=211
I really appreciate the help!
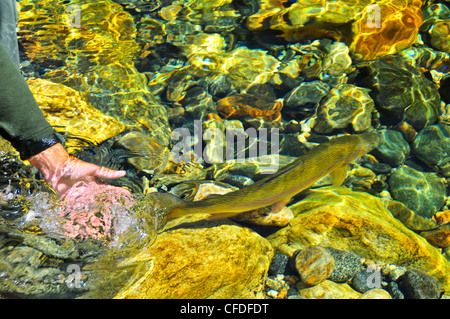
left=14, top=129, right=63, bottom=161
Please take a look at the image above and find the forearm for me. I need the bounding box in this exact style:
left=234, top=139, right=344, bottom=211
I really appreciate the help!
left=0, top=42, right=60, bottom=159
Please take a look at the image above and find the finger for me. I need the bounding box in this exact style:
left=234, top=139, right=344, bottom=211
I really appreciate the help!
left=94, top=166, right=127, bottom=179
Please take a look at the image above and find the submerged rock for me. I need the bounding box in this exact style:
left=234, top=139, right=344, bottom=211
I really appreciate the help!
left=397, top=46, right=450, bottom=89
left=371, top=129, right=410, bottom=167
left=282, top=42, right=325, bottom=81
left=182, top=86, right=217, bottom=120
left=268, top=187, right=450, bottom=292
left=320, top=42, right=352, bottom=81
left=424, top=4, right=450, bottom=55
left=18, top=0, right=172, bottom=147
left=113, top=224, right=274, bottom=298
left=398, top=268, right=441, bottom=299
left=283, top=81, right=330, bottom=119
left=387, top=200, right=438, bottom=232
left=187, top=44, right=280, bottom=93
left=349, top=0, right=423, bottom=60
left=325, top=247, right=364, bottom=283
left=268, top=254, right=290, bottom=276
left=359, top=289, right=392, bottom=299
left=388, top=166, right=446, bottom=218
left=293, top=245, right=335, bottom=286
left=429, top=20, right=450, bottom=54
left=412, top=124, right=450, bottom=177
left=360, top=55, right=441, bottom=130
left=350, top=268, right=380, bottom=293
left=27, top=78, right=125, bottom=153
left=295, top=280, right=362, bottom=299
left=246, top=0, right=423, bottom=60
left=217, top=93, right=283, bottom=121
left=420, top=224, right=450, bottom=248
left=75, top=63, right=172, bottom=147
left=313, top=84, right=375, bottom=134
left=115, top=131, right=170, bottom=175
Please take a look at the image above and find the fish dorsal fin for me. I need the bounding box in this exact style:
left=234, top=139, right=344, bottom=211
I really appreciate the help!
left=330, top=164, right=348, bottom=187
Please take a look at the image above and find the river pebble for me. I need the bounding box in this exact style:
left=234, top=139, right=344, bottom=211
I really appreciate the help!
left=359, top=289, right=392, bottom=299
left=268, top=253, right=291, bottom=276
left=420, top=223, right=450, bottom=248
left=412, top=124, right=450, bottom=177
left=350, top=266, right=382, bottom=293
left=293, top=245, right=335, bottom=286
left=283, top=80, right=330, bottom=117
left=264, top=274, right=292, bottom=299
left=313, top=84, right=375, bottom=134
left=387, top=281, right=405, bottom=299
left=388, top=165, right=446, bottom=218
left=398, top=269, right=441, bottom=299
left=325, top=247, right=364, bottom=283
left=371, top=129, right=410, bottom=167
left=360, top=55, right=441, bottom=130
left=381, top=264, right=407, bottom=282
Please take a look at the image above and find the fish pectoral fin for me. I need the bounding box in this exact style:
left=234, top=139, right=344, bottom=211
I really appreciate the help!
left=330, top=164, right=348, bottom=187
left=271, top=197, right=292, bottom=214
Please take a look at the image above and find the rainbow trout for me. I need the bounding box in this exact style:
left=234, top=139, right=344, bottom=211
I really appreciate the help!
left=166, top=133, right=380, bottom=221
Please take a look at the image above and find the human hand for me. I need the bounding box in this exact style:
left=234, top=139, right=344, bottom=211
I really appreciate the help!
left=27, top=143, right=126, bottom=198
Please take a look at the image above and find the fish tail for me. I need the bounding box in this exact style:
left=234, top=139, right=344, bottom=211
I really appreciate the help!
left=162, top=200, right=216, bottom=231
left=166, top=206, right=185, bottom=220
left=152, top=193, right=188, bottom=221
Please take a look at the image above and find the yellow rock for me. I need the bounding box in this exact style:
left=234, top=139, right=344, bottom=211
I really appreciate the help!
left=268, top=187, right=450, bottom=292
left=19, top=0, right=172, bottom=146
left=296, top=280, right=362, bottom=299
left=188, top=45, right=280, bottom=92
left=0, top=137, right=17, bottom=155
left=350, top=0, right=423, bottom=60
left=114, top=224, right=274, bottom=299
left=359, top=289, right=392, bottom=299
left=173, top=0, right=234, bottom=11
left=158, top=5, right=183, bottom=21
left=181, top=33, right=228, bottom=56
left=27, top=78, right=124, bottom=153
left=19, top=0, right=139, bottom=66
left=247, top=0, right=423, bottom=60
left=232, top=206, right=294, bottom=227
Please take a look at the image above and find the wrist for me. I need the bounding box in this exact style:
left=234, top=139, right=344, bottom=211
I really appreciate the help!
left=27, top=143, right=70, bottom=184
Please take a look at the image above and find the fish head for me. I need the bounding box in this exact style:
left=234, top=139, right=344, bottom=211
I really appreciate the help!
left=357, top=132, right=381, bottom=154
left=338, top=132, right=381, bottom=164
